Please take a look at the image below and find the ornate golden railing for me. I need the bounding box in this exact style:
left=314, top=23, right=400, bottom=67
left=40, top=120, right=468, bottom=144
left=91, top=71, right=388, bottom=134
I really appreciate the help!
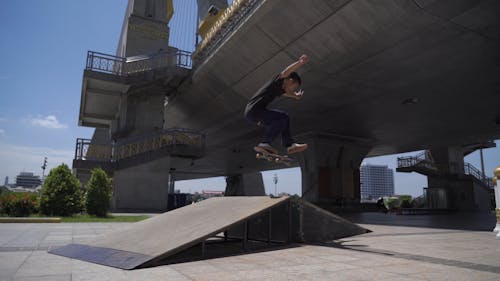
left=193, top=0, right=261, bottom=65
left=75, top=129, right=205, bottom=162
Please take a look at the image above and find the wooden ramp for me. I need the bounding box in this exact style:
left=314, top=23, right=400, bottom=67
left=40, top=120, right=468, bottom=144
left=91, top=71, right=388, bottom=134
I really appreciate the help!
left=49, top=196, right=369, bottom=269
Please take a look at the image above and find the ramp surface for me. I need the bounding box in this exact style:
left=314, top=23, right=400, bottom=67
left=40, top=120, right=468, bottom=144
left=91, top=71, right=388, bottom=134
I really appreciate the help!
left=49, top=196, right=289, bottom=269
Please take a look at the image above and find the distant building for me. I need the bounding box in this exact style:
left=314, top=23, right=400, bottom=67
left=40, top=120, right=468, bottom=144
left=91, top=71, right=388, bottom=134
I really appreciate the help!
left=4, top=176, right=8, bottom=186
left=15, top=172, right=42, bottom=188
left=201, top=190, right=224, bottom=198
left=360, top=165, right=394, bottom=200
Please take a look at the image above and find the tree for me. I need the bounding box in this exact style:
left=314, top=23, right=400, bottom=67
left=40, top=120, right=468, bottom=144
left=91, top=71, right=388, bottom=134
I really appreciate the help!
left=40, top=164, right=83, bottom=216
left=84, top=168, right=112, bottom=217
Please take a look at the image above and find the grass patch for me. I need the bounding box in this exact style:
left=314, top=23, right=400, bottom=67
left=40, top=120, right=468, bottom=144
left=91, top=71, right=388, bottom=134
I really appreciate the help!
left=60, top=214, right=150, bottom=223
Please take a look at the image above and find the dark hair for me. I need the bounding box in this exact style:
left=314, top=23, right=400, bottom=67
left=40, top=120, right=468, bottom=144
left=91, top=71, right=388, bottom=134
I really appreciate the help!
left=287, top=71, right=302, bottom=85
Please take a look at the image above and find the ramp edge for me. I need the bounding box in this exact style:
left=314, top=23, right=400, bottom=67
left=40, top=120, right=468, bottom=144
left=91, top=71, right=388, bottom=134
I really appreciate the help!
left=49, top=243, right=153, bottom=270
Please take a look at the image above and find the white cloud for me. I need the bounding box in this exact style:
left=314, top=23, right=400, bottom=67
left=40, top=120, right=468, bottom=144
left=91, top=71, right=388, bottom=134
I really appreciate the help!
left=0, top=143, right=74, bottom=181
left=31, top=115, right=67, bottom=129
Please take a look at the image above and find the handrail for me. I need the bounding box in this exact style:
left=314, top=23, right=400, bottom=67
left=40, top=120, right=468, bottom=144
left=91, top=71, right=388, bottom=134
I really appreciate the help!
left=464, top=162, right=494, bottom=188
left=193, top=0, right=262, bottom=66
left=86, top=49, right=192, bottom=76
left=397, top=152, right=493, bottom=188
left=397, top=154, right=436, bottom=171
left=75, top=128, right=205, bottom=162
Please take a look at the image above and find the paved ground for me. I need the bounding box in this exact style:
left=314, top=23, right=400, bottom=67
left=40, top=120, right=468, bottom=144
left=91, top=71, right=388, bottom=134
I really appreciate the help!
left=1, top=213, right=499, bottom=281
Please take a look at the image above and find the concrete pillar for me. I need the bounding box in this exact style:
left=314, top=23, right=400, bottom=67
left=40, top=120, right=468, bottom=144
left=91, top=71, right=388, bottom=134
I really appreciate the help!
left=494, top=167, right=500, bottom=238
left=112, top=157, right=171, bottom=212
left=297, top=135, right=371, bottom=205
left=427, top=146, right=490, bottom=210
left=429, top=146, right=465, bottom=175
left=224, top=172, right=265, bottom=196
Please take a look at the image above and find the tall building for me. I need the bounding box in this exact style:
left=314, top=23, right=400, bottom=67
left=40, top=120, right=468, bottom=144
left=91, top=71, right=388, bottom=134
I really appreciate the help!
left=360, top=165, right=394, bottom=200
left=15, top=172, right=42, bottom=188
left=4, top=176, right=8, bottom=186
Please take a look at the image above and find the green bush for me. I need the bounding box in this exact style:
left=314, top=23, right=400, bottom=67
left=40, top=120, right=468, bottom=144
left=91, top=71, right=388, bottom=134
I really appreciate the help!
left=400, top=199, right=412, bottom=208
left=84, top=168, right=112, bottom=217
left=40, top=164, right=83, bottom=216
left=0, top=192, right=39, bottom=217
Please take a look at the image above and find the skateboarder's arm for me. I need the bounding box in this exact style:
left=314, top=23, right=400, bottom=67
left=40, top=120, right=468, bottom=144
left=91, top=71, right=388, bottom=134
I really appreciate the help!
left=280, top=54, right=308, bottom=79
left=283, top=89, right=304, bottom=100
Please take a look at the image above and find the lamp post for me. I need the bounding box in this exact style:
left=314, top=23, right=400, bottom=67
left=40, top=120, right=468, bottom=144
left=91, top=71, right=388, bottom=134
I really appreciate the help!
left=273, top=173, right=278, bottom=197
left=41, top=157, right=47, bottom=180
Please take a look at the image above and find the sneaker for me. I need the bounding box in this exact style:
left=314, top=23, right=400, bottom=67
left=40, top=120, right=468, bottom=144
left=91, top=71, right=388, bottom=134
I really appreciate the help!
left=287, top=143, right=308, bottom=154
left=255, top=143, right=278, bottom=154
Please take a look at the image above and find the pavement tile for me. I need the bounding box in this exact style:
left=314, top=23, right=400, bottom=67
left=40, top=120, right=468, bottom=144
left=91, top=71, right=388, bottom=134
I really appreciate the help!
left=12, top=274, right=71, bottom=281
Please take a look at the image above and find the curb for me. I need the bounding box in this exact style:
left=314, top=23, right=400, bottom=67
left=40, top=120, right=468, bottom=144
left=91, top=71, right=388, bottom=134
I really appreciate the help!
left=0, top=217, right=61, bottom=223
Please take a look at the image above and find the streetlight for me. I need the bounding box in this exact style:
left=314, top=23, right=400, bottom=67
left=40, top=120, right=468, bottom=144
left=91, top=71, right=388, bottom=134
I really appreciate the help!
left=41, top=157, right=47, bottom=180
left=273, top=173, right=278, bottom=196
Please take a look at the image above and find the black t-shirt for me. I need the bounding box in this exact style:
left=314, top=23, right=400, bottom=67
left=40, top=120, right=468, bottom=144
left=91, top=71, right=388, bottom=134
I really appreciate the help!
left=244, top=74, right=284, bottom=115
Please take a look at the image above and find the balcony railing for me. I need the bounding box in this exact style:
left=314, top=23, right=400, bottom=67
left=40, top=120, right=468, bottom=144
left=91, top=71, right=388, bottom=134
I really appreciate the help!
left=75, top=128, right=205, bottom=163
left=193, top=0, right=262, bottom=65
left=86, top=49, right=192, bottom=76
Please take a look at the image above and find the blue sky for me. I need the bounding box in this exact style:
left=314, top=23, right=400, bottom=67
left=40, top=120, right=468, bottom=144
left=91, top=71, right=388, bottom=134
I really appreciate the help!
left=0, top=0, right=498, bottom=197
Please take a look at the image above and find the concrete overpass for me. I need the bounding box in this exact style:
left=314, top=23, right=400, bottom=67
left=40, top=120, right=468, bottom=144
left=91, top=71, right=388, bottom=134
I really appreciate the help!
left=74, top=0, right=500, bottom=211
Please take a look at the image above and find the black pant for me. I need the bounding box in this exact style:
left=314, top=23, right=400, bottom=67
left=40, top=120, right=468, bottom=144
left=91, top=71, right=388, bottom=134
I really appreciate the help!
left=246, top=108, right=294, bottom=147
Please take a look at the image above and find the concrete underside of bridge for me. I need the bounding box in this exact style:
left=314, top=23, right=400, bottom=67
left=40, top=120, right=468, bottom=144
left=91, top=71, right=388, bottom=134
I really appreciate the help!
left=160, top=0, right=500, bottom=204
left=77, top=0, right=500, bottom=211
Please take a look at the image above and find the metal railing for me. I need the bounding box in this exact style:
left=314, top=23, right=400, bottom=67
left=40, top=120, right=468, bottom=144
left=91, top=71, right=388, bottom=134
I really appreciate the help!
left=75, top=128, right=205, bottom=163
left=86, top=49, right=192, bottom=76
left=397, top=152, right=494, bottom=189
left=464, top=162, right=494, bottom=188
left=86, top=51, right=126, bottom=75
left=397, top=151, right=437, bottom=172
left=193, top=0, right=262, bottom=65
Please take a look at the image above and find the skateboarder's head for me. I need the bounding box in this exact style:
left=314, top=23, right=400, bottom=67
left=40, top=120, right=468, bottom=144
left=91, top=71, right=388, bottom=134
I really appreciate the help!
left=283, top=72, right=302, bottom=94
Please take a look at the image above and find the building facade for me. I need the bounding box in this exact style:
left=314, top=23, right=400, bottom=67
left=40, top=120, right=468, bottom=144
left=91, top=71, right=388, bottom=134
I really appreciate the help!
left=360, top=165, right=394, bottom=200
left=15, top=172, right=42, bottom=188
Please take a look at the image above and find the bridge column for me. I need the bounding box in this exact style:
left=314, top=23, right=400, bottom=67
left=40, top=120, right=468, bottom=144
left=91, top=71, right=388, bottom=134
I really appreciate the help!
left=297, top=135, right=371, bottom=206
left=224, top=172, right=265, bottom=196
left=112, top=157, right=172, bottom=212
left=426, top=146, right=491, bottom=210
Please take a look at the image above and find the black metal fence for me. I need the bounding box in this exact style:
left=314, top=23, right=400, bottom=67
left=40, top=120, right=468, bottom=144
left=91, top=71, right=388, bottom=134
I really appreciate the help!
left=86, top=49, right=192, bottom=76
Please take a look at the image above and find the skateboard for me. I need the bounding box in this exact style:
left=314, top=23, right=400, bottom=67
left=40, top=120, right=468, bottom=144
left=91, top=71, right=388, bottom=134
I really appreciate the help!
left=254, top=146, right=296, bottom=166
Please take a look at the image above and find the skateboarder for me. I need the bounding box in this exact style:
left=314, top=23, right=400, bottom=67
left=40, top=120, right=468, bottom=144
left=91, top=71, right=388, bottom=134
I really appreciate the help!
left=245, top=54, right=309, bottom=155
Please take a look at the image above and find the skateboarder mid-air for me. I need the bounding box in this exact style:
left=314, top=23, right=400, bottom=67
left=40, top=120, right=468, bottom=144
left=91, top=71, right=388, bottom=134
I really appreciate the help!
left=245, top=54, right=309, bottom=156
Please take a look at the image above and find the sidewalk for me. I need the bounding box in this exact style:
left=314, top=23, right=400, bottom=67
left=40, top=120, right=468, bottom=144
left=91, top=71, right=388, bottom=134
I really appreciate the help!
left=0, top=214, right=499, bottom=280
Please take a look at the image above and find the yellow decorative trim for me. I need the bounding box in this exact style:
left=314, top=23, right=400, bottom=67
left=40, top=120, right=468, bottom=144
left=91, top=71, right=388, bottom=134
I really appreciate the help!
left=166, top=0, right=174, bottom=23
left=196, top=0, right=249, bottom=54
left=129, top=23, right=169, bottom=40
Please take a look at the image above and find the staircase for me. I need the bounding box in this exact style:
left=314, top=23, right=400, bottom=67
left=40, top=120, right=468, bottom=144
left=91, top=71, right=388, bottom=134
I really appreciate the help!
left=397, top=151, right=494, bottom=189
left=396, top=151, right=438, bottom=176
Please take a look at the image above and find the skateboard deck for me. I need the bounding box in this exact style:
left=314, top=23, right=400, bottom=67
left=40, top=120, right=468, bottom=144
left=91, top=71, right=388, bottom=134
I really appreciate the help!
left=254, top=146, right=296, bottom=166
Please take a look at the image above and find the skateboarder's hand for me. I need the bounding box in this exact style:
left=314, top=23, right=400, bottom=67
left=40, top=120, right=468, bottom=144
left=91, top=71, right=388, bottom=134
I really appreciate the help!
left=295, top=89, right=304, bottom=100
left=299, top=54, right=309, bottom=65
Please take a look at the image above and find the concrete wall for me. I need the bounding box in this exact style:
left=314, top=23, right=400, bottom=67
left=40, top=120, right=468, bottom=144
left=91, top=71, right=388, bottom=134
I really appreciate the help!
left=113, top=157, right=171, bottom=212
left=116, top=0, right=173, bottom=57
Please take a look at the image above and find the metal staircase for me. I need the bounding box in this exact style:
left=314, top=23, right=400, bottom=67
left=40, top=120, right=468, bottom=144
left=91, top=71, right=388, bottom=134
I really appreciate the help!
left=396, top=151, right=439, bottom=176
left=397, top=151, right=494, bottom=189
